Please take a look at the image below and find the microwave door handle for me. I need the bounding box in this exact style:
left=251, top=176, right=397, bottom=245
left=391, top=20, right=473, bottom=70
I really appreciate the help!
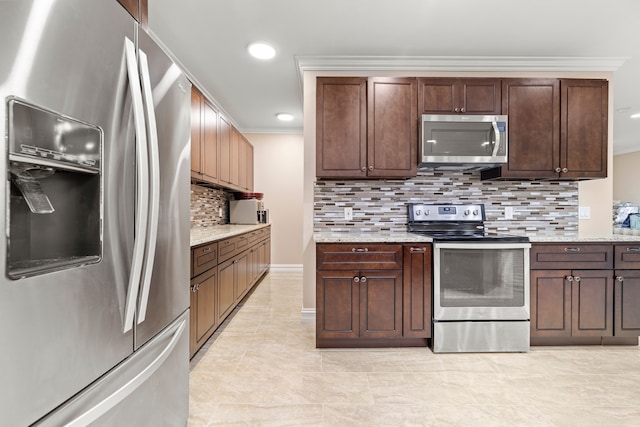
left=136, top=48, right=160, bottom=325
left=123, top=37, right=150, bottom=333
left=491, top=121, right=501, bottom=157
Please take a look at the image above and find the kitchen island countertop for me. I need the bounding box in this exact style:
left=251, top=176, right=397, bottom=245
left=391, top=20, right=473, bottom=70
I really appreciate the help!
left=191, top=224, right=270, bottom=247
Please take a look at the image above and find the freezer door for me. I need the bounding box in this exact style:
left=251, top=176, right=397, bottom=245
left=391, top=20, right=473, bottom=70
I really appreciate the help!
left=134, top=30, right=191, bottom=349
left=35, top=311, right=190, bottom=427
left=0, top=1, right=138, bottom=425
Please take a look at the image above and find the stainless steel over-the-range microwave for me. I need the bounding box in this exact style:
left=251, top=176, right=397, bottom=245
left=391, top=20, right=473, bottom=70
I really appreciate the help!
left=419, top=114, right=508, bottom=170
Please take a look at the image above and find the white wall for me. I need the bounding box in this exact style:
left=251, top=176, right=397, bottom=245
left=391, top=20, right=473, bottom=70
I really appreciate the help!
left=613, top=151, right=640, bottom=205
left=245, top=133, right=304, bottom=268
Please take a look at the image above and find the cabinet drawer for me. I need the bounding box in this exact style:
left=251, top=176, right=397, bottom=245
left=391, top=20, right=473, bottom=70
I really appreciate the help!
left=192, top=243, right=218, bottom=278
left=317, top=244, right=403, bottom=270
left=237, top=234, right=249, bottom=252
left=615, top=244, right=640, bottom=269
left=218, top=236, right=240, bottom=263
left=530, top=243, right=613, bottom=269
left=247, top=230, right=261, bottom=244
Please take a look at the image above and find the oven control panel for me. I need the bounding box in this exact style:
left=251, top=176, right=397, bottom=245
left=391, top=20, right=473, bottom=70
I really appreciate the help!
left=408, top=203, right=485, bottom=222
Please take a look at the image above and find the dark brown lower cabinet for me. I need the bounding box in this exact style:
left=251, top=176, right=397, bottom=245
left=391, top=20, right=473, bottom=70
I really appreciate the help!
left=316, top=243, right=431, bottom=347
left=614, top=270, right=640, bottom=336
left=403, top=245, right=432, bottom=338
left=530, top=242, right=640, bottom=346
left=189, top=267, right=218, bottom=358
left=190, top=226, right=271, bottom=357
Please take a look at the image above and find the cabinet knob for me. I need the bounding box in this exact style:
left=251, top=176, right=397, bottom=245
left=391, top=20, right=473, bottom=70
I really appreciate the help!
left=562, top=168, right=569, bottom=173
left=361, top=166, right=367, bottom=172
left=616, top=276, right=624, bottom=282
left=460, top=107, right=465, bottom=113
left=566, top=275, right=574, bottom=281
left=574, top=276, right=581, bottom=282
left=360, top=276, right=367, bottom=283
left=454, top=107, right=459, bottom=113
left=368, top=165, right=374, bottom=171
left=555, top=167, right=562, bottom=173
left=354, top=276, right=360, bottom=283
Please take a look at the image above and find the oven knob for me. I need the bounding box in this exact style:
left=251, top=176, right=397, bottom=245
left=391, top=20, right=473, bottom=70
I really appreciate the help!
left=472, top=210, right=479, bottom=216
left=464, top=209, right=470, bottom=216
left=416, top=209, right=422, bottom=216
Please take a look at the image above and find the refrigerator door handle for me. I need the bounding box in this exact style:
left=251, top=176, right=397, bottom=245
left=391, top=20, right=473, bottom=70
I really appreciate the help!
left=123, top=37, right=150, bottom=333
left=45, top=318, right=187, bottom=427
left=136, top=48, right=160, bottom=324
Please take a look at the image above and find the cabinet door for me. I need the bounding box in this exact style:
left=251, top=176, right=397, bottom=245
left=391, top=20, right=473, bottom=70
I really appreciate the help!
left=194, top=270, right=218, bottom=343
left=217, top=258, right=236, bottom=323
left=202, top=101, right=218, bottom=182
left=190, top=88, right=203, bottom=176
left=238, top=135, right=247, bottom=189
left=418, top=78, right=457, bottom=114
left=614, top=270, right=640, bottom=336
left=499, top=79, right=560, bottom=178
left=530, top=270, right=571, bottom=337
left=560, top=79, right=608, bottom=179
left=367, top=77, right=417, bottom=178
left=571, top=269, right=613, bottom=337
left=234, top=251, right=250, bottom=302
left=460, top=79, right=502, bottom=114
left=403, top=245, right=432, bottom=338
left=189, top=284, right=197, bottom=357
left=316, top=270, right=360, bottom=339
left=218, top=115, right=231, bottom=184
left=246, top=141, right=254, bottom=191
left=316, top=77, right=367, bottom=178
left=230, top=126, right=240, bottom=187
left=359, top=270, right=403, bottom=338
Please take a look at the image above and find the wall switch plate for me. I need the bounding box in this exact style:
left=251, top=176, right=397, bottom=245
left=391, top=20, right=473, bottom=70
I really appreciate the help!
left=505, top=206, right=514, bottom=220
left=344, top=207, right=353, bottom=221
left=579, top=206, right=591, bottom=219
left=219, top=208, right=223, bottom=217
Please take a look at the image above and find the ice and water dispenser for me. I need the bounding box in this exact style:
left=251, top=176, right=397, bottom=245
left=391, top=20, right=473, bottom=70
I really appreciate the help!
left=6, top=98, right=102, bottom=279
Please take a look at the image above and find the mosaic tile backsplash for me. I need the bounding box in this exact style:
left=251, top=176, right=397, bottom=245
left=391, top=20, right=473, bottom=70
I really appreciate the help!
left=191, top=184, right=229, bottom=228
left=314, top=171, right=579, bottom=235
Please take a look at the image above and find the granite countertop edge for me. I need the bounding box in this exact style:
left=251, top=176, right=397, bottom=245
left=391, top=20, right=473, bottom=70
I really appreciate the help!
left=191, top=224, right=270, bottom=247
left=313, top=230, right=640, bottom=243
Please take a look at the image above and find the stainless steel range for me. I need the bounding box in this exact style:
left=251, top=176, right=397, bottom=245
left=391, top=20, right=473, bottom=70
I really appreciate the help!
left=408, top=203, right=531, bottom=353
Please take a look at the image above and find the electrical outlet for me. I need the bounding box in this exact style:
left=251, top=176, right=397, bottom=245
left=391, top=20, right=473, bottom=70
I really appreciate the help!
left=505, top=206, right=514, bottom=220
left=344, top=207, right=353, bottom=221
left=579, top=206, right=591, bottom=219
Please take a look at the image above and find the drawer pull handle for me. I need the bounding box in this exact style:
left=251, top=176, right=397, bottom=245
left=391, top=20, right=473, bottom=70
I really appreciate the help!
left=627, top=247, right=640, bottom=252
left=616, top=276, right=624, bottom=282
left=202, top=247, right=212, bottom=254
left=564, top=247, right=581, bottom=252
left=352, top=248, right=369, bottom=253
left=410, top=247, right=426, bottom=253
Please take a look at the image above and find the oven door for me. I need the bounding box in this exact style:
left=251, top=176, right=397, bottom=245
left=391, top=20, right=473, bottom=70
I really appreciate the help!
left=433, top=242, right=531, bottom=321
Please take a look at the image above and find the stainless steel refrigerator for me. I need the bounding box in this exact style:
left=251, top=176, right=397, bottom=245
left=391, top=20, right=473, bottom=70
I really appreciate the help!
left=0, top=0, right=191, bottom=425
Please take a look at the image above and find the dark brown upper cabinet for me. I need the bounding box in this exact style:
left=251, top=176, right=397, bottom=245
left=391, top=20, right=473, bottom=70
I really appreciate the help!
left=482, top=78, right=608, bottom=180
left=116, top=0, right=147, bottom=25
left=316, top=77, right=417, bottom=179
left=418, top=78, right=502, bottom=115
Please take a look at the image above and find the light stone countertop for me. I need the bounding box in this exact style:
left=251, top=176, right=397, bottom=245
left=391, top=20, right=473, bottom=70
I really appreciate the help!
left=313, top=231, right=432, bottom=243
left=313, top=230, right=640, bottom=244
left=191, top=224, right=270, bottom=247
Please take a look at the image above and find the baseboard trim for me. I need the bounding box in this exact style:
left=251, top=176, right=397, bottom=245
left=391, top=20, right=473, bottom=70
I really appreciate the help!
left=301, top=308, right=316, bottom=321
left=269, top=264, right=303, bottom=272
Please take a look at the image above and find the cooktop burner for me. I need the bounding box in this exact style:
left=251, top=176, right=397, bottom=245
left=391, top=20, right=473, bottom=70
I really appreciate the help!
left=407, top=203, right=529, bottom=243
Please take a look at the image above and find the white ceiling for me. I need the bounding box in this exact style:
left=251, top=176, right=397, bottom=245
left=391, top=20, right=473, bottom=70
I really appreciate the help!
left=148, top=0, right=640, bottom=155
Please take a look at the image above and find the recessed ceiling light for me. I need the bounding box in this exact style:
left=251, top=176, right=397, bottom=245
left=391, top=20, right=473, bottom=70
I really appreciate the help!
left=631, top=113, right=640, bottom=119
left=247, top=42, right=275, bottom=60
left=276, top=113, right=293, bottom=121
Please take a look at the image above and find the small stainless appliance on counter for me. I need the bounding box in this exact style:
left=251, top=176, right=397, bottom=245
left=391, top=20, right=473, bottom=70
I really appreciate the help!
left=230, top=193, right=268, bottom=224
left=407, top=203, right=531, bottom=353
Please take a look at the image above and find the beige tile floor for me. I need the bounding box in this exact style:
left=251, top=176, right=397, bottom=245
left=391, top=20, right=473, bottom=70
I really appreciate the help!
left=188, top=270, right=640, bottom=427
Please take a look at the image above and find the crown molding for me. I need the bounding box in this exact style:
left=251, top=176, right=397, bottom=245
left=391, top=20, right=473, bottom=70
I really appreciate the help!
left=295, top=55, right=628, bottom=93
